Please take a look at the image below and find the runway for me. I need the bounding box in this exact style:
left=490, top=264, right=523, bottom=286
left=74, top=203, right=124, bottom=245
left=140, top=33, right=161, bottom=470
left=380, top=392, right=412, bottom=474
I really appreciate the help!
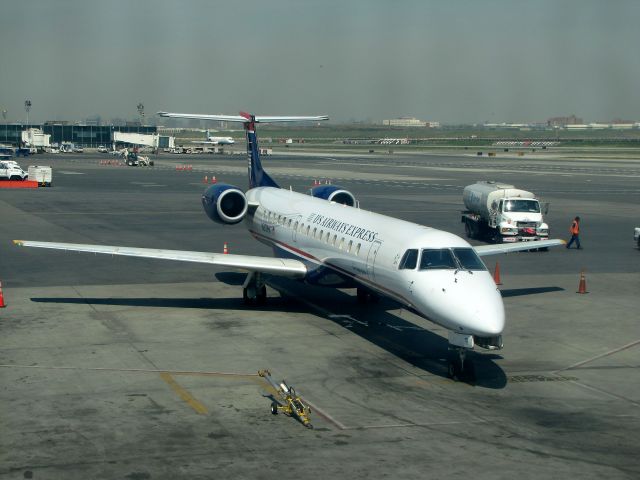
left=1, top=150, right=639, bottom=479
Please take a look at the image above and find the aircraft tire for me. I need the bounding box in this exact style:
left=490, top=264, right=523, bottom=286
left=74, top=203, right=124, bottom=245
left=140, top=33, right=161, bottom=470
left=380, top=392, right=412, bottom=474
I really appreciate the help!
left=256, top=285, right=267, bottom=305
left=463, top=358, right=476, bottom=382
left=242, top=288, right=254, bottom=306
left=447, top=360, right=461, bottom=380
left=271, top=402, right=278, bottom=415
left=356, top=288, right=368, bottom=304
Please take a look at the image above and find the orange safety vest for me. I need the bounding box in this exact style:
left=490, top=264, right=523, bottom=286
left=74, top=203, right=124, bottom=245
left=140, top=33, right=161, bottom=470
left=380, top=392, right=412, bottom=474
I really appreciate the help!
left=570, top=220, right=579, bottom=235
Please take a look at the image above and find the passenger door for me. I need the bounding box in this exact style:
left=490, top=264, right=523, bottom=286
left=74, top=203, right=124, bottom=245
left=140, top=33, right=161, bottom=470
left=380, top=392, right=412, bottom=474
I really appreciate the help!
left=366, top=240, right=382, bottom=281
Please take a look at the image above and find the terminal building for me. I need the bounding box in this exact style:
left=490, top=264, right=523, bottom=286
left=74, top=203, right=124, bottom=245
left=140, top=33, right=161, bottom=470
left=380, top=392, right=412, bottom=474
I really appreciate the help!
left=0, top=123, right=157, bottom=147
left=382, top=117, right=440, bottom=128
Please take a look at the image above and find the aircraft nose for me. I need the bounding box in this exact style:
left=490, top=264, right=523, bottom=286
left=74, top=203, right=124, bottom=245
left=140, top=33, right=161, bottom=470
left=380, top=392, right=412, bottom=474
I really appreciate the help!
left=418, top=271, right=505, bottom=337
left=458, top=273, right=505, bottom=336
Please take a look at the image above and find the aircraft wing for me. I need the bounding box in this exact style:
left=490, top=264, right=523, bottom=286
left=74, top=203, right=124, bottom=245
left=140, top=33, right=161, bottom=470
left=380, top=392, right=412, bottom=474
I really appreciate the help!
left=473, top=239, right=566, bottom=256
left=13, top=240, right=307, bottom=278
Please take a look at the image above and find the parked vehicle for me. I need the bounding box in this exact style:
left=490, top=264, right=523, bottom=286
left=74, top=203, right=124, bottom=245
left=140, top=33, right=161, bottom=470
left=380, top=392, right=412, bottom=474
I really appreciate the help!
left=634, top=227, right=640, bottom=249
left=28, top=165, right=52, bottom=186
left=461, top=181, right=550, bottom=243
left=0, top=161, right=28, bottom=180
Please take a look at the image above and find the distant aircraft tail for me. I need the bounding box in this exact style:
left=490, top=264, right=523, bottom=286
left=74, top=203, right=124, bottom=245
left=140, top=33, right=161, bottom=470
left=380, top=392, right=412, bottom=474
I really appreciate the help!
left=157, top=111, right=329, bottom=189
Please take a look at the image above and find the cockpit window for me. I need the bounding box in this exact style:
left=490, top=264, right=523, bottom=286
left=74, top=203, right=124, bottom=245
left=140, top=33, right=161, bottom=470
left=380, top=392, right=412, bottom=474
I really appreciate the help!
left=452, top=248, right=487, bottom=271
left=398, top=249, right=418, bottom=269
left=419, top=249, right=457, bottom=270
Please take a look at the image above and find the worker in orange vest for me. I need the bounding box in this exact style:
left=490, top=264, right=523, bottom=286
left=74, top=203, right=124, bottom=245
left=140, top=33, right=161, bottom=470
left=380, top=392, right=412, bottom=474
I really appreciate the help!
left=566, top=216, right=582, bottom=249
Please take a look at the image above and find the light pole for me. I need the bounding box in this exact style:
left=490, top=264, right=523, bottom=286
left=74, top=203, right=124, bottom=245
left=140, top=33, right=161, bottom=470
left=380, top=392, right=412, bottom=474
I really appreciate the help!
left=24, top=99, right=32, bottom=125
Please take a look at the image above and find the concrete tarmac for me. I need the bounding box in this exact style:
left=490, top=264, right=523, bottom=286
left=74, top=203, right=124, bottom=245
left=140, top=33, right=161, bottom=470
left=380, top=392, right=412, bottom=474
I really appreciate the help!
left=0, top=151, right=639, bottom=479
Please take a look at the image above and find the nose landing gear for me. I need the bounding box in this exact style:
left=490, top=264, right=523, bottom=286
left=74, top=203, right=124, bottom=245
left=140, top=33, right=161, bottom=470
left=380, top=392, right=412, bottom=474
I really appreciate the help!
left=447, top=332, right=476, bottom=382
left=447, top=347, right=476, bottom=382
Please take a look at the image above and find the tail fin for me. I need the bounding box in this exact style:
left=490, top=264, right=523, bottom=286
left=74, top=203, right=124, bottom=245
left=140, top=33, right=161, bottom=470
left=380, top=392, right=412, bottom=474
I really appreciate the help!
left=157, top=111, right=329, bottom=190
left=239, top=112, right=279, bottom=189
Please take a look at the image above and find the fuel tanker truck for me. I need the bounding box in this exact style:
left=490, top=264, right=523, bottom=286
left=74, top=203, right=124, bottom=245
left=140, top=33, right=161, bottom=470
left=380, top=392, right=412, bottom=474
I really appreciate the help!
left=461, top=181, right=549, bottom=244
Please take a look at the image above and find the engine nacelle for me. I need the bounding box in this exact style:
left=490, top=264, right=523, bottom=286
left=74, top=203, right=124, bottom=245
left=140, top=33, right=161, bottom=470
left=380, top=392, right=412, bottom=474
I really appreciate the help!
left=201, top=184, right=248, bottom=224
left=310, top=185, right=356, bottom=207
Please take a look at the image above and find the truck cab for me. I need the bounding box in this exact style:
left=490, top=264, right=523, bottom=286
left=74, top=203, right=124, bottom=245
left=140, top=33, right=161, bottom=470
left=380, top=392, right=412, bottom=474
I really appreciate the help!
left=491, top=197, right=549, bottom=242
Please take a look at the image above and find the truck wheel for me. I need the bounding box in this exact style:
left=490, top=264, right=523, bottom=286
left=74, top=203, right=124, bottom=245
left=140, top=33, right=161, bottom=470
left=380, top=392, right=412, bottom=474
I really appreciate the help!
left=464, top=221, right=472, bottom=239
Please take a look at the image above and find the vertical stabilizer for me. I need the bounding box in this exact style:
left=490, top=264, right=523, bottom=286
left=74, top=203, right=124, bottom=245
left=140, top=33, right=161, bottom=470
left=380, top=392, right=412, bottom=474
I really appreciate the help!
left=240, top=112, right=279, bottom=189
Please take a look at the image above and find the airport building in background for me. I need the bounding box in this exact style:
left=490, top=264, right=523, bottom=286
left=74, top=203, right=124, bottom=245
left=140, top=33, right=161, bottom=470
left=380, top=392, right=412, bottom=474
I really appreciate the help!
left=382, top=117, right=440, bottom=128
left=0, top=122, right=157, bottom=147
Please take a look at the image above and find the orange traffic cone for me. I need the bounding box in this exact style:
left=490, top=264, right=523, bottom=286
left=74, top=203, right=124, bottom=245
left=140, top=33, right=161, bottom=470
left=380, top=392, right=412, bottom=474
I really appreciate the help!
left=203, top=175, right=208, bottom=183
left=493, top=262, right=502, bottom=285
left=223, top=242, right=229, bottom=254
left=0, top=281, right=6, bottom=308
left=211, top=176, right=217, bottom=184
left=577, top=270, right=588, bottom=294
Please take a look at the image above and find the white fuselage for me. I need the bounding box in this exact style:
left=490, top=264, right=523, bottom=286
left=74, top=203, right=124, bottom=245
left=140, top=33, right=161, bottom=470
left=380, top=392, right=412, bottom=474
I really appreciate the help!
left=245, top=187, right=504, bottom=338
left=207, top=136, right=235, bottom=145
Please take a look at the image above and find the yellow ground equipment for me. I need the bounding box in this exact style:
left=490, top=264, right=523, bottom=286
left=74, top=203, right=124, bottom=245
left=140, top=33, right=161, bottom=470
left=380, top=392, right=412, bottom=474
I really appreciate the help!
left=258, top=370, right=313, bottom=429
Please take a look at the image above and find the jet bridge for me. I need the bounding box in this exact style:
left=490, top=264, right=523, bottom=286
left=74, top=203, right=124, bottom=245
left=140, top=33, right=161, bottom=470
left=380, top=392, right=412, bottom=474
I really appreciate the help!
left=112, top=131, right=159, bottom=148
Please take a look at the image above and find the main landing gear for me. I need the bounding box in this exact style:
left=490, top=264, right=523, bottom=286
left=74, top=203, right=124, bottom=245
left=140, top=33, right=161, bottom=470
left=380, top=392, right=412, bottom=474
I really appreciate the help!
left=243, top=272, right=267, bottom=306
left=356, top=287, right=380, bottom=304
left=446, top=332, right=476, bottom=382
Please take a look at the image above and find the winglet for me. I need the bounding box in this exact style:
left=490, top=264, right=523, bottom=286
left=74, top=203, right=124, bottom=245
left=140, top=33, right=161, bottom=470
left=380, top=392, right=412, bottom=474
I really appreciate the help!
left=13, top=240, right=24, bottom=246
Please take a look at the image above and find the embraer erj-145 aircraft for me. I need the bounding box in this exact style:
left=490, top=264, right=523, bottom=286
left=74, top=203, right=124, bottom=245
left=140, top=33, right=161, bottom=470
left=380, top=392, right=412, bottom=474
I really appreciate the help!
left=14, top=111, right=564, bottom=380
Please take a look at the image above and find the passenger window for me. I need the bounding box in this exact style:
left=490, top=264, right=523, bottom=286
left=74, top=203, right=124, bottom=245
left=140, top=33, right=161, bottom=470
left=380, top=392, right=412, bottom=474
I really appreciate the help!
left=294, top=221, right=298, bottom=231
left=287, top=219, right=292, bottom=227
left=325, top=231, right=330, bottom=242
left=312, top=228, right=317, bottom=238
left=355, top=243, right=361, bottom=256
left=306, top=225, right=310, bottom=235
left=399, top=249, right=418, bottom=269
left=347, top=240, right=353, bottom=253
left=332, top=234, right=337, bottom=246
left=339, top=238, right=344, bottom=250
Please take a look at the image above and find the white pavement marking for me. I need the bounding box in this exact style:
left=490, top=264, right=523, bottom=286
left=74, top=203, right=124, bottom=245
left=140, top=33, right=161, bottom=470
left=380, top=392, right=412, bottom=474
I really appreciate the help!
left=556, top=338, right=640, bottom=372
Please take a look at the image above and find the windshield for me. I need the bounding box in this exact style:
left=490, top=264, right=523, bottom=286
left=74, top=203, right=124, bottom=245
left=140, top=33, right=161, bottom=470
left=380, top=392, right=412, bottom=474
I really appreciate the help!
left=452, top=248, right=487, bottom=271
left=418, top=248, right=487, bottom=271
left=419, top=249, right=457, bottom=270
left=503, top=199, right=540, bottom=213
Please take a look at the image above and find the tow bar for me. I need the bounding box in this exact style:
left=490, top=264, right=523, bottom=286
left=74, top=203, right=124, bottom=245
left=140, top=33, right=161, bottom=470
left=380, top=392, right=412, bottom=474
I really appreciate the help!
left=259, top=369, right=313, bottom=429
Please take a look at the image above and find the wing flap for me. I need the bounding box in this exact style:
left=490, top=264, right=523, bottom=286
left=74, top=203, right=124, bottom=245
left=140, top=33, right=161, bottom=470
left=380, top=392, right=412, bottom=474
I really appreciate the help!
left=473, top=239, right=566, bottom=256
left=13, top=240, right=307, bottom=278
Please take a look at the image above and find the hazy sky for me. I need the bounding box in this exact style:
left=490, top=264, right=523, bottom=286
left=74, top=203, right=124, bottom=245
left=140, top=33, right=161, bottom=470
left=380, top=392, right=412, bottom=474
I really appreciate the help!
left=2, top=0, right=639, bottom=124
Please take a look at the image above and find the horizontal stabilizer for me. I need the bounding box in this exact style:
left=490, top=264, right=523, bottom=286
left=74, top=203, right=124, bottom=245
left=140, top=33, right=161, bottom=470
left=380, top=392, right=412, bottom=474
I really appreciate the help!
left=473, top=239, right=566, bottom=256
left=158, top=112, right=328, bottom=124
left=13, top=240, right=307, bottom=278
